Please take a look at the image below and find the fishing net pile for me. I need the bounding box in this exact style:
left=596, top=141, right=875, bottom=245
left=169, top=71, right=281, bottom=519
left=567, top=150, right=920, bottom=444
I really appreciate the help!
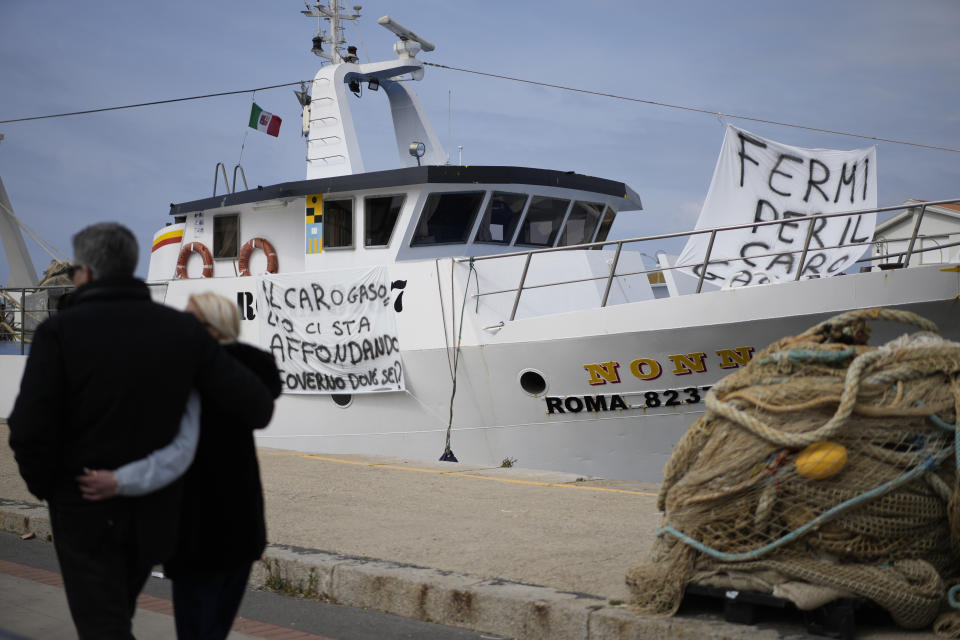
left=627, top=308, right=960, bottom=634
left=38, top=259, right=73, bottom=286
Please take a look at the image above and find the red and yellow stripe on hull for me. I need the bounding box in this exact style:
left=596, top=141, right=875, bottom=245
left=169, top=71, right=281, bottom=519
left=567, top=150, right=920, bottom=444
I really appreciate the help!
left=152, top=225, right=184, bottom=252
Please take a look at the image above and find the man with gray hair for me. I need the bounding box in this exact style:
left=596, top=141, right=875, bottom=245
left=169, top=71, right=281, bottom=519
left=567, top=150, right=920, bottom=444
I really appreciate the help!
left=9, top=222, right=276, bottom=639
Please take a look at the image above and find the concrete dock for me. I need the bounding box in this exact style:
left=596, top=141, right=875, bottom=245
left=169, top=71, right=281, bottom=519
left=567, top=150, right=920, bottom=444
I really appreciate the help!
left=0, top=425, right=935, bottom=639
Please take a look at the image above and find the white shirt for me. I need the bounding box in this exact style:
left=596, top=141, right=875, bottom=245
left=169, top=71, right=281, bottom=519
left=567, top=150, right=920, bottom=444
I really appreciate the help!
left=114, top=391, right=200, bottom=496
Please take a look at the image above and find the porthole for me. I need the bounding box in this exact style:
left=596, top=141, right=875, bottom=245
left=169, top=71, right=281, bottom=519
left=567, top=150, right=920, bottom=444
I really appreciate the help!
left=519, top=369, right=548, bottom=396
left=331, top=393, right=353, bottom=408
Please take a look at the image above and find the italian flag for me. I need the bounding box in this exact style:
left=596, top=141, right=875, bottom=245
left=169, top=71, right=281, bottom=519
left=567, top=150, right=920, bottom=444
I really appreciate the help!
left=249, top=103, right=281, bottom=137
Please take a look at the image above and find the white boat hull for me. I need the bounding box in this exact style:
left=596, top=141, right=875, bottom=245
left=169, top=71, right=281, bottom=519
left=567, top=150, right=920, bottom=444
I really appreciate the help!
left=2, top=260, right=955, bottom=481
left=156, top=259, right=958, bottom=481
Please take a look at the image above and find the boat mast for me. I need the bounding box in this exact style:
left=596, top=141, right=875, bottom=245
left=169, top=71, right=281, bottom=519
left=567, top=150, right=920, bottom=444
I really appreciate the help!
left=300, top=4, right=448, bottom=178
left=0, top=135, right=40, bottom=288
left=302, top=0, right=362, bottom=65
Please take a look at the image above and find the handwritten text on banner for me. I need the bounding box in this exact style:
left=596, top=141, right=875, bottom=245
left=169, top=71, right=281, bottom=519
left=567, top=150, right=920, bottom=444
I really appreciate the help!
left=257, top=267, right=404, bottom=394
left=677, top=125, right=877, bottom=288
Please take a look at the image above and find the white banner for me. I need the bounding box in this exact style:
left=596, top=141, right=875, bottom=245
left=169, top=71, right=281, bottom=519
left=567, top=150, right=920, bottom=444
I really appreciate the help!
left=677, top=125, right=877, bottom=288
left=257, top=267, right=404, bottom=394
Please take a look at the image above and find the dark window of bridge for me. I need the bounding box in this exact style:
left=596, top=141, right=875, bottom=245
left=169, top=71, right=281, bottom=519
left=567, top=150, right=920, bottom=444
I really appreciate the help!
left=364, top=195, right=405, bottom=247
left=411, top=191, right=485, bottom=246
left=515, top=197, right=570, bottom=247
left=558, top=201, right=604, bottom=247
left=475, top=192, right=528, bottom=245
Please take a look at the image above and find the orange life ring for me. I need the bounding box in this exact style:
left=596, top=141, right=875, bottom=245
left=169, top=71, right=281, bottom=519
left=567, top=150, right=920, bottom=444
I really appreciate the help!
left=175, top=242, right=214, bottom=279
left=238, top=237, right=279, bottom=276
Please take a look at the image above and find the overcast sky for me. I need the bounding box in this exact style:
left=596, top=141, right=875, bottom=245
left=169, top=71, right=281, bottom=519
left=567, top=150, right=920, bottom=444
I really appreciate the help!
left=1, top=0, right=958, bottom=283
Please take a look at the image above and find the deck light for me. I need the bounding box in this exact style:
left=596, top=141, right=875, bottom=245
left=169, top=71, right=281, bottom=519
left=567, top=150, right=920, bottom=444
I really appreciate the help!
left=368, top=78, right=379, bottom=91
left=409, top=141, right=425, bottom=166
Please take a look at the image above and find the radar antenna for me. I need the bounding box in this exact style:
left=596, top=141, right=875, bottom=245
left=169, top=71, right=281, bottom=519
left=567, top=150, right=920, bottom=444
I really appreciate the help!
left=302, top=0, right=362, bottom=64
left=377, top=16, right=435, bottom=61
left=377, top=16, right=434, bottom=52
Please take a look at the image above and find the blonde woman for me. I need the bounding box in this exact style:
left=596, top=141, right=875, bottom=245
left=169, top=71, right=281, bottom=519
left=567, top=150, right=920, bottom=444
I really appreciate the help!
left=78, top=292, right=281, bottom=640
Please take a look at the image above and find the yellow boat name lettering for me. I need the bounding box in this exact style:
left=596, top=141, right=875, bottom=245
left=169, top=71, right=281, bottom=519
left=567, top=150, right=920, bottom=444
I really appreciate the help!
left=630, top=358, right=662, bottom=380
left=667, top=352, right=707, bottom=376
left=717, top=346, right=756, bottom=369
left=583, top=361, right=621, bottom=385
left=583, top=347, right=755, bottom=385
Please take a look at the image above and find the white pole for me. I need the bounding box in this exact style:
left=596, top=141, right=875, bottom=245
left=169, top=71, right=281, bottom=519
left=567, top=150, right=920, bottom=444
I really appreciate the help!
left=330, top=0, right=341, bottom=63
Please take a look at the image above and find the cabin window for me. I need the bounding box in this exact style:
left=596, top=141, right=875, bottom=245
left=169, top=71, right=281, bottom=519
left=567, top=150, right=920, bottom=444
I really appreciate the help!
left=592, top=207, right=617, bottom=247
left=558, top=201, right=604, bottom=247
left=475, top=192, right=527, bottom=244
left=364, top=194, right=405, bottom=247
left=515, top=197, right=570, bottom=247
left=324, top=199, right=353, bottom=249
left=213, top=213, right=239, bottom=259
left=411, top=191, right=484, bottom=246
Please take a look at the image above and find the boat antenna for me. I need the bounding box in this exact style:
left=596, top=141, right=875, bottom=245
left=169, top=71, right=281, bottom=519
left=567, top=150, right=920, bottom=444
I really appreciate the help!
left=302, top=0, right=362, bottom=65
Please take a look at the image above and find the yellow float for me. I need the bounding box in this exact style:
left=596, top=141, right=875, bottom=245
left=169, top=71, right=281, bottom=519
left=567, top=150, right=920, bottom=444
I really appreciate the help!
left=795, top=441, right=848, bottom=479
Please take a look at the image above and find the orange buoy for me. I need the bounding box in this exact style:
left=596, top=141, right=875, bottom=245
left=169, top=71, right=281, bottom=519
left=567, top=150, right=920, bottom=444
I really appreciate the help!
left=175, top=242, right=214, bottom=279
left=237, top=237, right=279, bottom=276
left=795, top=441, right=848, bottom=479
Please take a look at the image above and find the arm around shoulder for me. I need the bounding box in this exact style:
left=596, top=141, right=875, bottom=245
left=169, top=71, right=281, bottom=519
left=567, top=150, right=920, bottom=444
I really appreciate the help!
left=196, top=336, right=275, bottom=430
left=113, top=391, right=201, bottom=495
left=228, top=343, right=282, bottom=399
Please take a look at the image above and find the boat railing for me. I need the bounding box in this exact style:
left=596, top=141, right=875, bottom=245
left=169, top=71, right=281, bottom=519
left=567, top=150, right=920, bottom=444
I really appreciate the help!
left=213, top=162, right=230, bottom=196
left=0, top=283, right=169, bottom=352
left=213, top=163, right=249, bottom=196
left=0, top=286, right=67, bottom=354
left=232, top=164, right=249, bottom=193
left=460, top=198, right=960, bottom=321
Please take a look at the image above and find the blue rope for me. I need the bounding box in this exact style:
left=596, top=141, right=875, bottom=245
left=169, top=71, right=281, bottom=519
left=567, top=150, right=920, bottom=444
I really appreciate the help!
left=955, top=420, right=960, bottom=473
left=950, top=585, right=960, bottom=609
left=914, top=397, right=958, bottom=434
left=929, top=412, right=958, bottom=432
left=949, top=404, right=960, bottom=610
left=753, top=377, right=792, bottom=386
left=759, top=348, right=857, bottom=366
left=657, top=449, right=949, bottom=562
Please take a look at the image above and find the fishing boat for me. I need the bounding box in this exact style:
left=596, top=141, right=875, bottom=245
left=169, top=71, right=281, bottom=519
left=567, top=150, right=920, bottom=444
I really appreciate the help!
left=4, top=3, right=959, bottom=481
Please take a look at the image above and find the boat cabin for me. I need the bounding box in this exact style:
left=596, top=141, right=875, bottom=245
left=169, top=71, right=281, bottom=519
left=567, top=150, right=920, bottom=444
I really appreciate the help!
left=148, top=165, right=642, bottom=280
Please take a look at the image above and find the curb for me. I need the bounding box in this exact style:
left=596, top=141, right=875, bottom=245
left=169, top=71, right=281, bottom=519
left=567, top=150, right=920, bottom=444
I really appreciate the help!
left=0, top=500, right=52, bottom=542
left=0, top=504, right=775, bottom=640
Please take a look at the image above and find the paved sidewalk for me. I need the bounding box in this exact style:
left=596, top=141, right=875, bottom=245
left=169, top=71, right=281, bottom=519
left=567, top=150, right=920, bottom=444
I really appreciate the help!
left=0, top=558, right=324, bottom=639
left=0, top=424, right=935, bottom=639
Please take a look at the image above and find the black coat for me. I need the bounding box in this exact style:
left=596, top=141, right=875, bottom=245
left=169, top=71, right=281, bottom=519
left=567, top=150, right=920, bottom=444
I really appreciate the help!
left=165, top=342, right=282, bottom=577
left=8, top=278, right=275, bottom=563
